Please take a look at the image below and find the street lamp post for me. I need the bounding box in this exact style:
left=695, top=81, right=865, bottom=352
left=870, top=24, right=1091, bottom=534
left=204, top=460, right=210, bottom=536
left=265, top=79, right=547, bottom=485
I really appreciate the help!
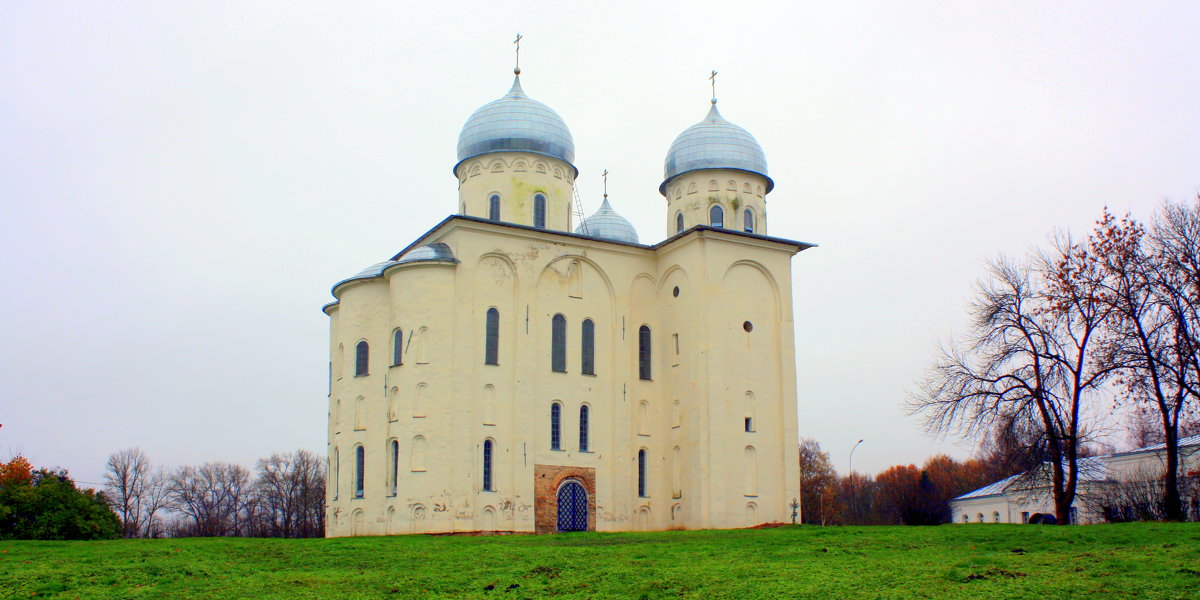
left=849, top=439, right=864, bottom=474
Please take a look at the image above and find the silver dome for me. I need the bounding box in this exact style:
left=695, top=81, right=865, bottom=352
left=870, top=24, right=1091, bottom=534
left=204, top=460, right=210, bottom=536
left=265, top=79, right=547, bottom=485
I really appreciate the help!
left=395, top=242, right=458, bottom=265
left=660, top=101, right=772, bottom=194
left=455, top=75, right=576, bottom=174
left=575, top=198, right=640, bottom=244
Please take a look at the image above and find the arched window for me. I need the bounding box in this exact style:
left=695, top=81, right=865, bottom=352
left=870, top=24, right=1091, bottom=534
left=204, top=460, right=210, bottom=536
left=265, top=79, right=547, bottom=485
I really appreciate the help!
left=534, top=193, right=547, bottom=228
left=743, top=208, right=754, bottom=233
left=488, top=194, right=500, bottom=220
left=354, top=445, right=365, bottom=498
left=484, top=308, right=499, bottom=365
left=355, top=341, right=369, bottom=376
left=744, top=446, right=757, bottom=496
left=709, top=205, right=724, bottom=228
left=638, top=325, right=652, bottom=380
left=551, top=314, right=566, bottom=372
left=392, top=329, right=403, bottom=366
left=388, top=439, right=399, bottom=496
left=332, top=447, right=340, bottom=499
left=579, top=405, right=589, bottom=452
left=637, top=449, right=647, bottom=497
left=675, top=212, right=684, bottom=234
left=672, top=445, right=681, bottom=498
left=638, top=400, right=649, bottom=435
left=411, top=436, right=427, bottom=471
left=550, top=403, right=562, bottom=450
left=581, top=319, right=595, bottom=375
left=483, top=440, right=494, bottom=491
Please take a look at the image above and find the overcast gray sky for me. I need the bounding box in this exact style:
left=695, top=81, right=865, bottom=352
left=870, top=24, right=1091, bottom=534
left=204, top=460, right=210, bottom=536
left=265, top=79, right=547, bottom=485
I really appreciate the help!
left=2, top=1, right=1198, bottom=487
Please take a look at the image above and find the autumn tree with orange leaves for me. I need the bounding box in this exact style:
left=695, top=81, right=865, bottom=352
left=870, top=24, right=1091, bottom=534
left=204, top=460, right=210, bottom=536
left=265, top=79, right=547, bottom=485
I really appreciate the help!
left=1082, top=199, right=1200, bottom=521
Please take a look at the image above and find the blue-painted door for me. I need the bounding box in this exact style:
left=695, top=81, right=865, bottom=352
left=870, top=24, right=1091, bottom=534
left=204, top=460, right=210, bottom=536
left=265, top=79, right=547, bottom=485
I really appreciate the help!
left=556, top=481, right=588, bottom=532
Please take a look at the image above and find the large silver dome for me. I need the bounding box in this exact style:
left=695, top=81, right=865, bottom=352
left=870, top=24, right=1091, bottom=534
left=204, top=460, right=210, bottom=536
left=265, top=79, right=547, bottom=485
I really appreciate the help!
left=660, top=102, right=772, bottom=194
left=455, top=75, right=576, bottom=174
left=575, top=198, right=640, bottom=244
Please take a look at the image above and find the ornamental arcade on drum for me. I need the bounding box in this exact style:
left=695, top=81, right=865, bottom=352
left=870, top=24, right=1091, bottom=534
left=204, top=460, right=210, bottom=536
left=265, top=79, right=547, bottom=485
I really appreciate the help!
left=322, top=62, right=814, bottom=536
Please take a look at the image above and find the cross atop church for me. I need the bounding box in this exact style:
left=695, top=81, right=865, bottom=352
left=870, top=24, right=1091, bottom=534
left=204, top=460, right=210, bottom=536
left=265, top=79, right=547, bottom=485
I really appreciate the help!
left=710, top=70, right=718, bottom=102
left=602, top=169, right=609, bottom=199
left=513, top=34, right=523, bottom=74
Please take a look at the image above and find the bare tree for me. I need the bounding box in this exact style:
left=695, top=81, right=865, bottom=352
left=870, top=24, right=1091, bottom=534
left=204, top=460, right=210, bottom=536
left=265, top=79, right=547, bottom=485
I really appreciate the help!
left=909, top=246, right=1116, bottom=524
left=104, top=448, right=157, bottom=537
left=255, top=450, right=326, bottom=538
left=798, top=439, right=836, bottom=525
left=167, top=462, right=253, bottom=537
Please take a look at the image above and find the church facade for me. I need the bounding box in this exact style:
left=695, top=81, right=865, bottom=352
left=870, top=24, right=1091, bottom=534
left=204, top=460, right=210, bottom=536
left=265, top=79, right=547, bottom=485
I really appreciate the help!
left=323, top=67, right=812, bottom=536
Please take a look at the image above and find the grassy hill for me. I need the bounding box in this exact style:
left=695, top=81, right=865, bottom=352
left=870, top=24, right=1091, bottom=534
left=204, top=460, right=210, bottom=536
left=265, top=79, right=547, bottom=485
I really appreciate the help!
left=2, top=523, right=1198, bottom=599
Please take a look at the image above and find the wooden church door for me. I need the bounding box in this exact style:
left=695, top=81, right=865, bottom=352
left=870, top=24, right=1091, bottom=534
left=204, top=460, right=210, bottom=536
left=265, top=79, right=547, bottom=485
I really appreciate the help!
left=556, top=480, right=588, bottom=532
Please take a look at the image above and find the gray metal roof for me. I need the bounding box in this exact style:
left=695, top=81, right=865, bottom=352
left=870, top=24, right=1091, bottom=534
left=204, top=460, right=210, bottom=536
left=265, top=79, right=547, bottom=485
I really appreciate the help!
left=954, top=473, right=1025, bottom=500
left=1112, top=433, right=1200, bottom=457
left=395, top=242, right=458, bottom=265
left=953, top=456, right=1112, bottom=502
left=330, top=260, right=396, bottom=295
left=574, top=198, right=639, bottom=244
left=660, top=101, right=772, bottom=195
left=455, top=75, right=575, bottom=173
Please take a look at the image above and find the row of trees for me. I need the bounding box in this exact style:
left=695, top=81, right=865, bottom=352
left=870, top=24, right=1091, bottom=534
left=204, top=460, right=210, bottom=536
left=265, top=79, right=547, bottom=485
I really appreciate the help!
left=907, top=198, right=1200, bottom=523
left=103, top=448, right=325, bottom=538
left=798, top=438, right=995, bottom=525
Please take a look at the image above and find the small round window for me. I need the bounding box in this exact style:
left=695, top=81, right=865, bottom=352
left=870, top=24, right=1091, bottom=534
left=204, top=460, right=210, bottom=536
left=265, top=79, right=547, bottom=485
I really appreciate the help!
left=672, top=286, right=680, bottom=297
left=743, top=321, right=753, bottom=332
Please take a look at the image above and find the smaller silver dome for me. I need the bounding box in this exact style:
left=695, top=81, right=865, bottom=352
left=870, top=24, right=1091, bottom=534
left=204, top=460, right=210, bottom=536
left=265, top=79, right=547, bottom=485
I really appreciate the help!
left=455, top=75, right=576, bottom=174
left=396, top=242, right=458, bottom=265
left=575, top=198, right=640, bottom=244
left=661, top=101, right=772, bottom=194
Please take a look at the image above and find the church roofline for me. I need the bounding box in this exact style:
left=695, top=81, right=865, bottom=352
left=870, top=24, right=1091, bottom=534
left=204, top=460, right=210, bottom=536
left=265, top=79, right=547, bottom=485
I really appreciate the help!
left=389, top=215, right=816, bottom=263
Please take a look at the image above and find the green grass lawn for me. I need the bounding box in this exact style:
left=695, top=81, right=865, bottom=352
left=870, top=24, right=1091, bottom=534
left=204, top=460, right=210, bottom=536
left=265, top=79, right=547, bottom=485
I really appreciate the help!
left=2, top=524, right=1199, bottom=599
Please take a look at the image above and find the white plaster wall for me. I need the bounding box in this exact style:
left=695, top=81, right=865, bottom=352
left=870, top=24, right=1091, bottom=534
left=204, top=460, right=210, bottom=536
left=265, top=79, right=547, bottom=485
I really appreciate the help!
left=324, top=218, right=804, bottom=536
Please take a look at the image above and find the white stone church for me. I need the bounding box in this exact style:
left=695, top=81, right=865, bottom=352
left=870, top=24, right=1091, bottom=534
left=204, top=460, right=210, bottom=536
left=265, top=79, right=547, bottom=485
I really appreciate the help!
left=323, top=63, right=813, bottom=536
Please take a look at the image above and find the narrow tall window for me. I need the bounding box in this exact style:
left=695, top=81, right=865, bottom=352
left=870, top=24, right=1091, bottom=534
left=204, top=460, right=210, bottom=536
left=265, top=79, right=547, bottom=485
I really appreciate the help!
left=392, top=329, right=403, bottom=366
left=485, top=308, right=499, bottom=365
left=389, top=440, right=399, bottom=496
left=488, top=194, right=500, bottom=220
left=709, top=205, right=724, bottom=228
left=638, top=325, right=652, bottom=380
left=551, top=314, right=566, bottom=372
left=355, top=341, right=369, bottom=376
left=482, top=440, right=494, bottom=491
left=534, top=193, right=547, bottom=228
left=354, top=445, right=365, bottom=499
left=333, top=447, right=340, bottom=499
left=579, top=405, right=589, bottom=452
left=675, top=212, right=684, bottom=234
left=744, top=208, right=754, bottom=233
left=638, top=449, right=647, bottom=497
left=550, top=403, right=562, bottom=450
left=581, top=319, right=595, bottom=375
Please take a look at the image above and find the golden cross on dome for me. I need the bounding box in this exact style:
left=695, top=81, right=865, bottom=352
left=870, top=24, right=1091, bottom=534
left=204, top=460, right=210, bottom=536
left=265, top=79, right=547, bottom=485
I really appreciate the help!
left=513, top=34, right=523, bottom=74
